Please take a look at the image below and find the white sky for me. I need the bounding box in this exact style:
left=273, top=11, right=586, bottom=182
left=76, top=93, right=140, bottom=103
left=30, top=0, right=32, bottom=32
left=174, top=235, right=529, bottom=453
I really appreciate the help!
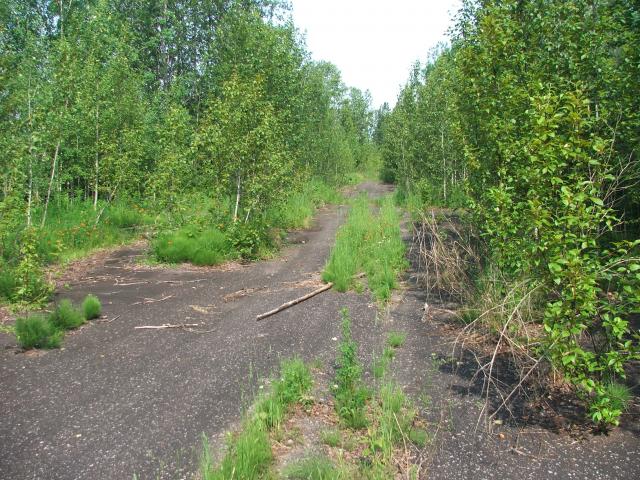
left=290, top=0, right=462, bottom=108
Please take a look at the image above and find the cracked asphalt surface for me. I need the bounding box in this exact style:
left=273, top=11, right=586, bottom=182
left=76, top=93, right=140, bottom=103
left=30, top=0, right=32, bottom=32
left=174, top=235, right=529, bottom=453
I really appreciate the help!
left=2, top=181, right=638, bottom=480
left=0, top=182, right=392, bottom=480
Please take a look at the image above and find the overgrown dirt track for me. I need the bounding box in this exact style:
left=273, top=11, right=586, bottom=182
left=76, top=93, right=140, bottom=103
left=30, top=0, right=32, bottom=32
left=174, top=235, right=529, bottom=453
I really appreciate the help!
left=0, top=183, right=392, bottom=480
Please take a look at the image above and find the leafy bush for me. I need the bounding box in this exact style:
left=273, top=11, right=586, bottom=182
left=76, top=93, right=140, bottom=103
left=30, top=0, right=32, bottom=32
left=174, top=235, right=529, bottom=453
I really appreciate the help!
left=0, top=265, right=17, bottom=300
left=15, top=315, right=63, bottom=349
left=50, top=299, right=85, bottom=330
left=82, top=294, right=102, bottom=320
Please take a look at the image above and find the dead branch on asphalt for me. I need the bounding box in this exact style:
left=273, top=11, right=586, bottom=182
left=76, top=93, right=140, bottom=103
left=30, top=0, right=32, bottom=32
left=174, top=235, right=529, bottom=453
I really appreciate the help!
left=256, top=282, right=334, bottom=321
left=130, top=294, right=174, bottom=306
left=134, top=323, right=201, bottom=330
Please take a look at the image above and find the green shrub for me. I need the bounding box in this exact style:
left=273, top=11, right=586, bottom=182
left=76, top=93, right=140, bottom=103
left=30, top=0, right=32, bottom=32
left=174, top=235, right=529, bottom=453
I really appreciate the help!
left=82, top=294, right=102, bottom=320
left=0, top=265, right=17, bottom=300
left=153, top=227, right=231, bottom=265
left=50, top=299, right=85, bottom=330
left=15, top=315, right=63, bottom=349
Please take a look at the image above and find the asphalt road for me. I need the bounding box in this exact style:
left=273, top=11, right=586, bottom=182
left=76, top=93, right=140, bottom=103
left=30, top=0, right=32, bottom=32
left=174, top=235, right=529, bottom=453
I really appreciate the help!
left=0, top=182, right=393, bottom=480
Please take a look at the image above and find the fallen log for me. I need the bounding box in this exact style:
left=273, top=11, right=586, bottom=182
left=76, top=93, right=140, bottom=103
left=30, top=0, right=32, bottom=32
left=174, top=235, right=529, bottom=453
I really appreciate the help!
left=256, top=282, right=334, bottom=321
left=134, top=323, right=200, bottom=330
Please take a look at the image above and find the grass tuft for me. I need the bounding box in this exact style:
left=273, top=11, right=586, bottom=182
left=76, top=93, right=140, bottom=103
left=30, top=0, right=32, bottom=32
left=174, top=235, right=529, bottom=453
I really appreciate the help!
left=50, top=299, right=85, bottom=330
left=333, top=308, right=370, bottom=429
left=153, top=227, right=231, bottom=266
left=201, top=358, right=313, bottom=479
left=387, top=331, right=407, bottom=348
left=82, top=294, right=102, bottom=320
left=283, top=455, right=346, bottom=480
left=322, top=194, right=407, bottom=302
left=15, top=315, right=63, bottom=349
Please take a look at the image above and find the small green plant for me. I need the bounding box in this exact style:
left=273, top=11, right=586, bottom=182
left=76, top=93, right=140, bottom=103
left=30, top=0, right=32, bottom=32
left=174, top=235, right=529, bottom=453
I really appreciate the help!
left=387, top=331, right=407, bottom=348
left=320, top=429, right=342, bottom=448
left=334, top=308, right=370, bottom=429
left=14, top=315, right=63, bottom=349
left=82, top=294, right=102, bottom=320
left=201, top=422, right=272, bottom=480
left=283, top=455, right=345, bottom=480
left=50, top=299, right=85, bottom=330
left=201, top=358, right=313, bottom=479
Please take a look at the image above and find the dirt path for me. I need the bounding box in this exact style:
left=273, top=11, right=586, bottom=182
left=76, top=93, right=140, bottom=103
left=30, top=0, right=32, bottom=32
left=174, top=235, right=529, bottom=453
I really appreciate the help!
left=0, top=182, right=393, bottom=480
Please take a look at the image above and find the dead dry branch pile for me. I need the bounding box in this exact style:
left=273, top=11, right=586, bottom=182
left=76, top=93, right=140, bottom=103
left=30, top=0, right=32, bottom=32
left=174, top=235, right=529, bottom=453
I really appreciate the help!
left=413, top=210, right=554, bottom=426
left=411, top=209, right=479, bottom=305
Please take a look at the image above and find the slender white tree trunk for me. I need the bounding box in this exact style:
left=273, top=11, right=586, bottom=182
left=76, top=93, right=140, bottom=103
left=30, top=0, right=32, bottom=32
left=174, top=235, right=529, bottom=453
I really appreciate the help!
left=233, top=173, right=241, bottom=222
left=41, top=140, right=60, bottom=228
left=94, top=104, right=99, bottom=210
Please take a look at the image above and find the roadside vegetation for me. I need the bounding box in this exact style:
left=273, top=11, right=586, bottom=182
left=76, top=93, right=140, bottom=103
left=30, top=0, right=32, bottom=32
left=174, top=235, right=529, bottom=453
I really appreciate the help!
left=200, top=358, right=313, bottom=480
left=322, top=194, right=407, bottom=302
left=14, top=295, right=102, bottom=350
left=377, top=0, right=640, bottom=428
left=1, top=1, right=378, bottom=306
left=199, top=309, right=427, bottom=479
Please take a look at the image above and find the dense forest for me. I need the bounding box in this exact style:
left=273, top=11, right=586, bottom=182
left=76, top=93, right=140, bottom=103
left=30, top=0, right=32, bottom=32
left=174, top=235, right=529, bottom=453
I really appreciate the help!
left=378, top=0, right=640, bottom=427
left=0, top=0, right=376, bottom=302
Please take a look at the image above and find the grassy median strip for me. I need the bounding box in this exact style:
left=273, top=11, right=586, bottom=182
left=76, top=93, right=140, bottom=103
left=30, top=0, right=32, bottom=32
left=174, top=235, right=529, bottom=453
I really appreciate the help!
left=201, top=358, right=313, bottom=480
left=322, top=194, right=407, bottom=302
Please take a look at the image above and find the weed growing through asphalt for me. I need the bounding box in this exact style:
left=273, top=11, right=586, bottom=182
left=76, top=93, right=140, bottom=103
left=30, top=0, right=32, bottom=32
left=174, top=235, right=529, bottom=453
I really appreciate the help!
left=322, top=194, right=407, bottom=302
left=14, top=315, right=63, bottom=349
left=201, top=358, right=313, bottom=479
left=387, top=331, right=407, bottom=348
left=50, top=299, right=85, bottom=330
left=82, top=294, right=102, bottom=320
left=333, top=308, right=370, bottom=429
left=372, top=331, right=407, bottom=380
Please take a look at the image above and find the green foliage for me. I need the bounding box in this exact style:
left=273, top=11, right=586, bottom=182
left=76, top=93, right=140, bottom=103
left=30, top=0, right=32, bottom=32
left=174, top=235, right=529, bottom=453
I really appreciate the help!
left=153, top=227, right=232, bottom=266
left=320, top=429, right=342, bottom=448
left=323, top=195, right=407, bottom=302
left=1, top=0, right=376, bottom=305
left=201, top=358, right=313, bottom=479
left=11, top=228, right=52, bottom=304
left=283, top=455, right=345, bottom=480
left=201, top=422, right=272, bottom=480
left=50, top=299, right=85, bottom=330
left=333, top=308, right=370, bottom=429
left=14, top=315, right=63, bottom=350
left=82, top=295, right=102, bottom=320
left=387, top=331, right=407, bottom=348
left=382, top=0, right=640, bottom=427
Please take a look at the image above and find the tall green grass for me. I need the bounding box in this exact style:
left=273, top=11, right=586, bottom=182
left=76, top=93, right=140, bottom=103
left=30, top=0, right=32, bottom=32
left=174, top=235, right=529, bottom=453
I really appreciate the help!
left=201, top=358, right=313, bottom=480
left=153, top=227, right=232, bottom=265
left=14, top=315, right=64, bottom=349
left=322, top=194, right=407, bottom=302
left=270, top=179, right=343, bottom=230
